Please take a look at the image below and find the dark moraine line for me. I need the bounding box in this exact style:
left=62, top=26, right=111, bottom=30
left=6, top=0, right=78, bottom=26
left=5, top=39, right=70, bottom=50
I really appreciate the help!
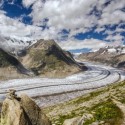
left=0, top=69, right=110, bottom=95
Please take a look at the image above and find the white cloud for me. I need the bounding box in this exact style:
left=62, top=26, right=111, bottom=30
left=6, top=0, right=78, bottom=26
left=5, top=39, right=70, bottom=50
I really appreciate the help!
left=25, top=0, right=125, bottom=48
left=105, top=34, right=124, bottom=42
left=58, top=38, right=107, bottom=51
left=106, top=41, right=124, bottom=47
left=28, top=0, right=125, bottom=31
left=95, top=27, right=106, bottom=33
left=98, top=0, right=125, bottom=26
left=22, top=0, right=37, bottom=8
left=0, top=0, right=124, bottom=51
left=0, top=0, right=3, bottom=7
left=38, top=27, right=61, bottom=40
left=104, top=27, right=125, bottom=36
left=30, top=0, right=98, bottom=30
left=98, top=10, right=125, bottom=26
left=0, top=10, right=43, bottom=40
left=115, top=28, right=125, bottom=33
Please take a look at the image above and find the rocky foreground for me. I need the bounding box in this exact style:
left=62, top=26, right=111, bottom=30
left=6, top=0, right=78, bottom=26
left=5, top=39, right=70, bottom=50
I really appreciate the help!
left=0, top=90, right=51, bottom=125
left=1, top=81, right=125, bottom=125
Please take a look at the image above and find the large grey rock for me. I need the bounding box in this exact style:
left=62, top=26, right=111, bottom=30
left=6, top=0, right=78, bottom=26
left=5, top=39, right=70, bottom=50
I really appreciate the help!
left=0, top=91, right=51, bottom=125
left=20, top=94, right=51, bottom=125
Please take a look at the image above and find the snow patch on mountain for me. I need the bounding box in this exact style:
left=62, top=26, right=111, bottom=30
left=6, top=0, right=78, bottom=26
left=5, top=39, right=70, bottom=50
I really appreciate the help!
left=0, top=35, right=37, bottom=56
left=107, top=46, right=125, bottom=54
left=98, top=46, right=125, bottom=55
left=107, top=48, right=117, bottom=53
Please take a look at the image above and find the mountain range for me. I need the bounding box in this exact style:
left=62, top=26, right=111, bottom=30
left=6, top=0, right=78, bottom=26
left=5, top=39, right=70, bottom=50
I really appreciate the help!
left=0, top=36, right=86, bottom=80
left=78, top=46, right=125, bottom=68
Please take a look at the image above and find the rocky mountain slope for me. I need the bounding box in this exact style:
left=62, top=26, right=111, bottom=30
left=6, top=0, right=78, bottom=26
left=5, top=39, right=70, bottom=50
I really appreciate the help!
left=0, top=49, right=33, bottom=80
left=44, top=80, right=125, bottom=125
left=0, top=90, right=51, bottom=125
left=0, top=36, right=86, bottom=79
left=78, top=46, right=125, bottom=68
left=20, top=39, right=85, bottom=78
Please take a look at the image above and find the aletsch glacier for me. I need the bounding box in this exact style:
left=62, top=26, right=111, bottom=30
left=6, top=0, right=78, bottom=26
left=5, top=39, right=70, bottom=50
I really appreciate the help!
left=0, top=35, right=125, bottom=107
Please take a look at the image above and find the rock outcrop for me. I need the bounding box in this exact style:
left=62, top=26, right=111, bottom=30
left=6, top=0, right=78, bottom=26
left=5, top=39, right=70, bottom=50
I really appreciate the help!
left=0, top=89, right=51, bottom=125
left=63, top=114, right=93, bottom=125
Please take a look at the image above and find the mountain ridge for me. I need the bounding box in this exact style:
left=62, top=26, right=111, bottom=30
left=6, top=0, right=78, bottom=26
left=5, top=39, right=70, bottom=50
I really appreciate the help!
left=0, top=36, right=86, bottom=79
left=78, top=46, right=125, bottom=68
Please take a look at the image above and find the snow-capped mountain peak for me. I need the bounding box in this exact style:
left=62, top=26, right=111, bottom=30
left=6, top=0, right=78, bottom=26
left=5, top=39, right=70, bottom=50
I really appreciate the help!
left=107, top=46, right=125, bottom=54
left=0, top=35, right=37, bottom=57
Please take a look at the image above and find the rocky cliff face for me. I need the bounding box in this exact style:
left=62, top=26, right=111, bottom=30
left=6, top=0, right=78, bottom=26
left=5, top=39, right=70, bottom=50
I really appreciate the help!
left=0, top=90, right=51, bottom=125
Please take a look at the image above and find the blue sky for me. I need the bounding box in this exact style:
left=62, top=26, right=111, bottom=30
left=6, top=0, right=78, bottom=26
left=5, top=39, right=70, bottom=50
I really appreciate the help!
left=0, top=0, right=125, bottom=53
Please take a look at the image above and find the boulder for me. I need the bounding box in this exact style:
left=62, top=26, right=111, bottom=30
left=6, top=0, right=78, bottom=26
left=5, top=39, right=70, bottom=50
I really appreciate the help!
left=63, top=113, right=93, bottom=125
left=20, top=94, right=51, bottom=125
left=0, top=90, right=51, bottom=125
left=63, top=116, right=81, bottom=125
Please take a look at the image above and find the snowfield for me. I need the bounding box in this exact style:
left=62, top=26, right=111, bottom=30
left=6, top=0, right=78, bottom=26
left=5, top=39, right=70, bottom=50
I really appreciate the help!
left=0, top=61, right=125, bottom=107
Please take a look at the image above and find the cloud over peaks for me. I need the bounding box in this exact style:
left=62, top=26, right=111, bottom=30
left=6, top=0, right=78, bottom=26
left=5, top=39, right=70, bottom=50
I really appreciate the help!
left=0, top=0, right=125, bottom=51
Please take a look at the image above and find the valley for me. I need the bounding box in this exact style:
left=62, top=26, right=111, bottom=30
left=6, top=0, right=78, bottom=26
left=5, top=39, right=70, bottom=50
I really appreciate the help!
left=0, top=61, right=124, bottom=108
left=0, top=1, right=125, bottom=125
left=0, top=37, right=125, bottom=125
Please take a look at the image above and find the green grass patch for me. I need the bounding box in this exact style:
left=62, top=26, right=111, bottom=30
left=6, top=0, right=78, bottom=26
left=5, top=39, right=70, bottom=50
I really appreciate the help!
left=44, top=81, right=125, bottom=125
left=53, top=110, right=80, bottom=125
left=87, top=99, right=123, bottom=125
